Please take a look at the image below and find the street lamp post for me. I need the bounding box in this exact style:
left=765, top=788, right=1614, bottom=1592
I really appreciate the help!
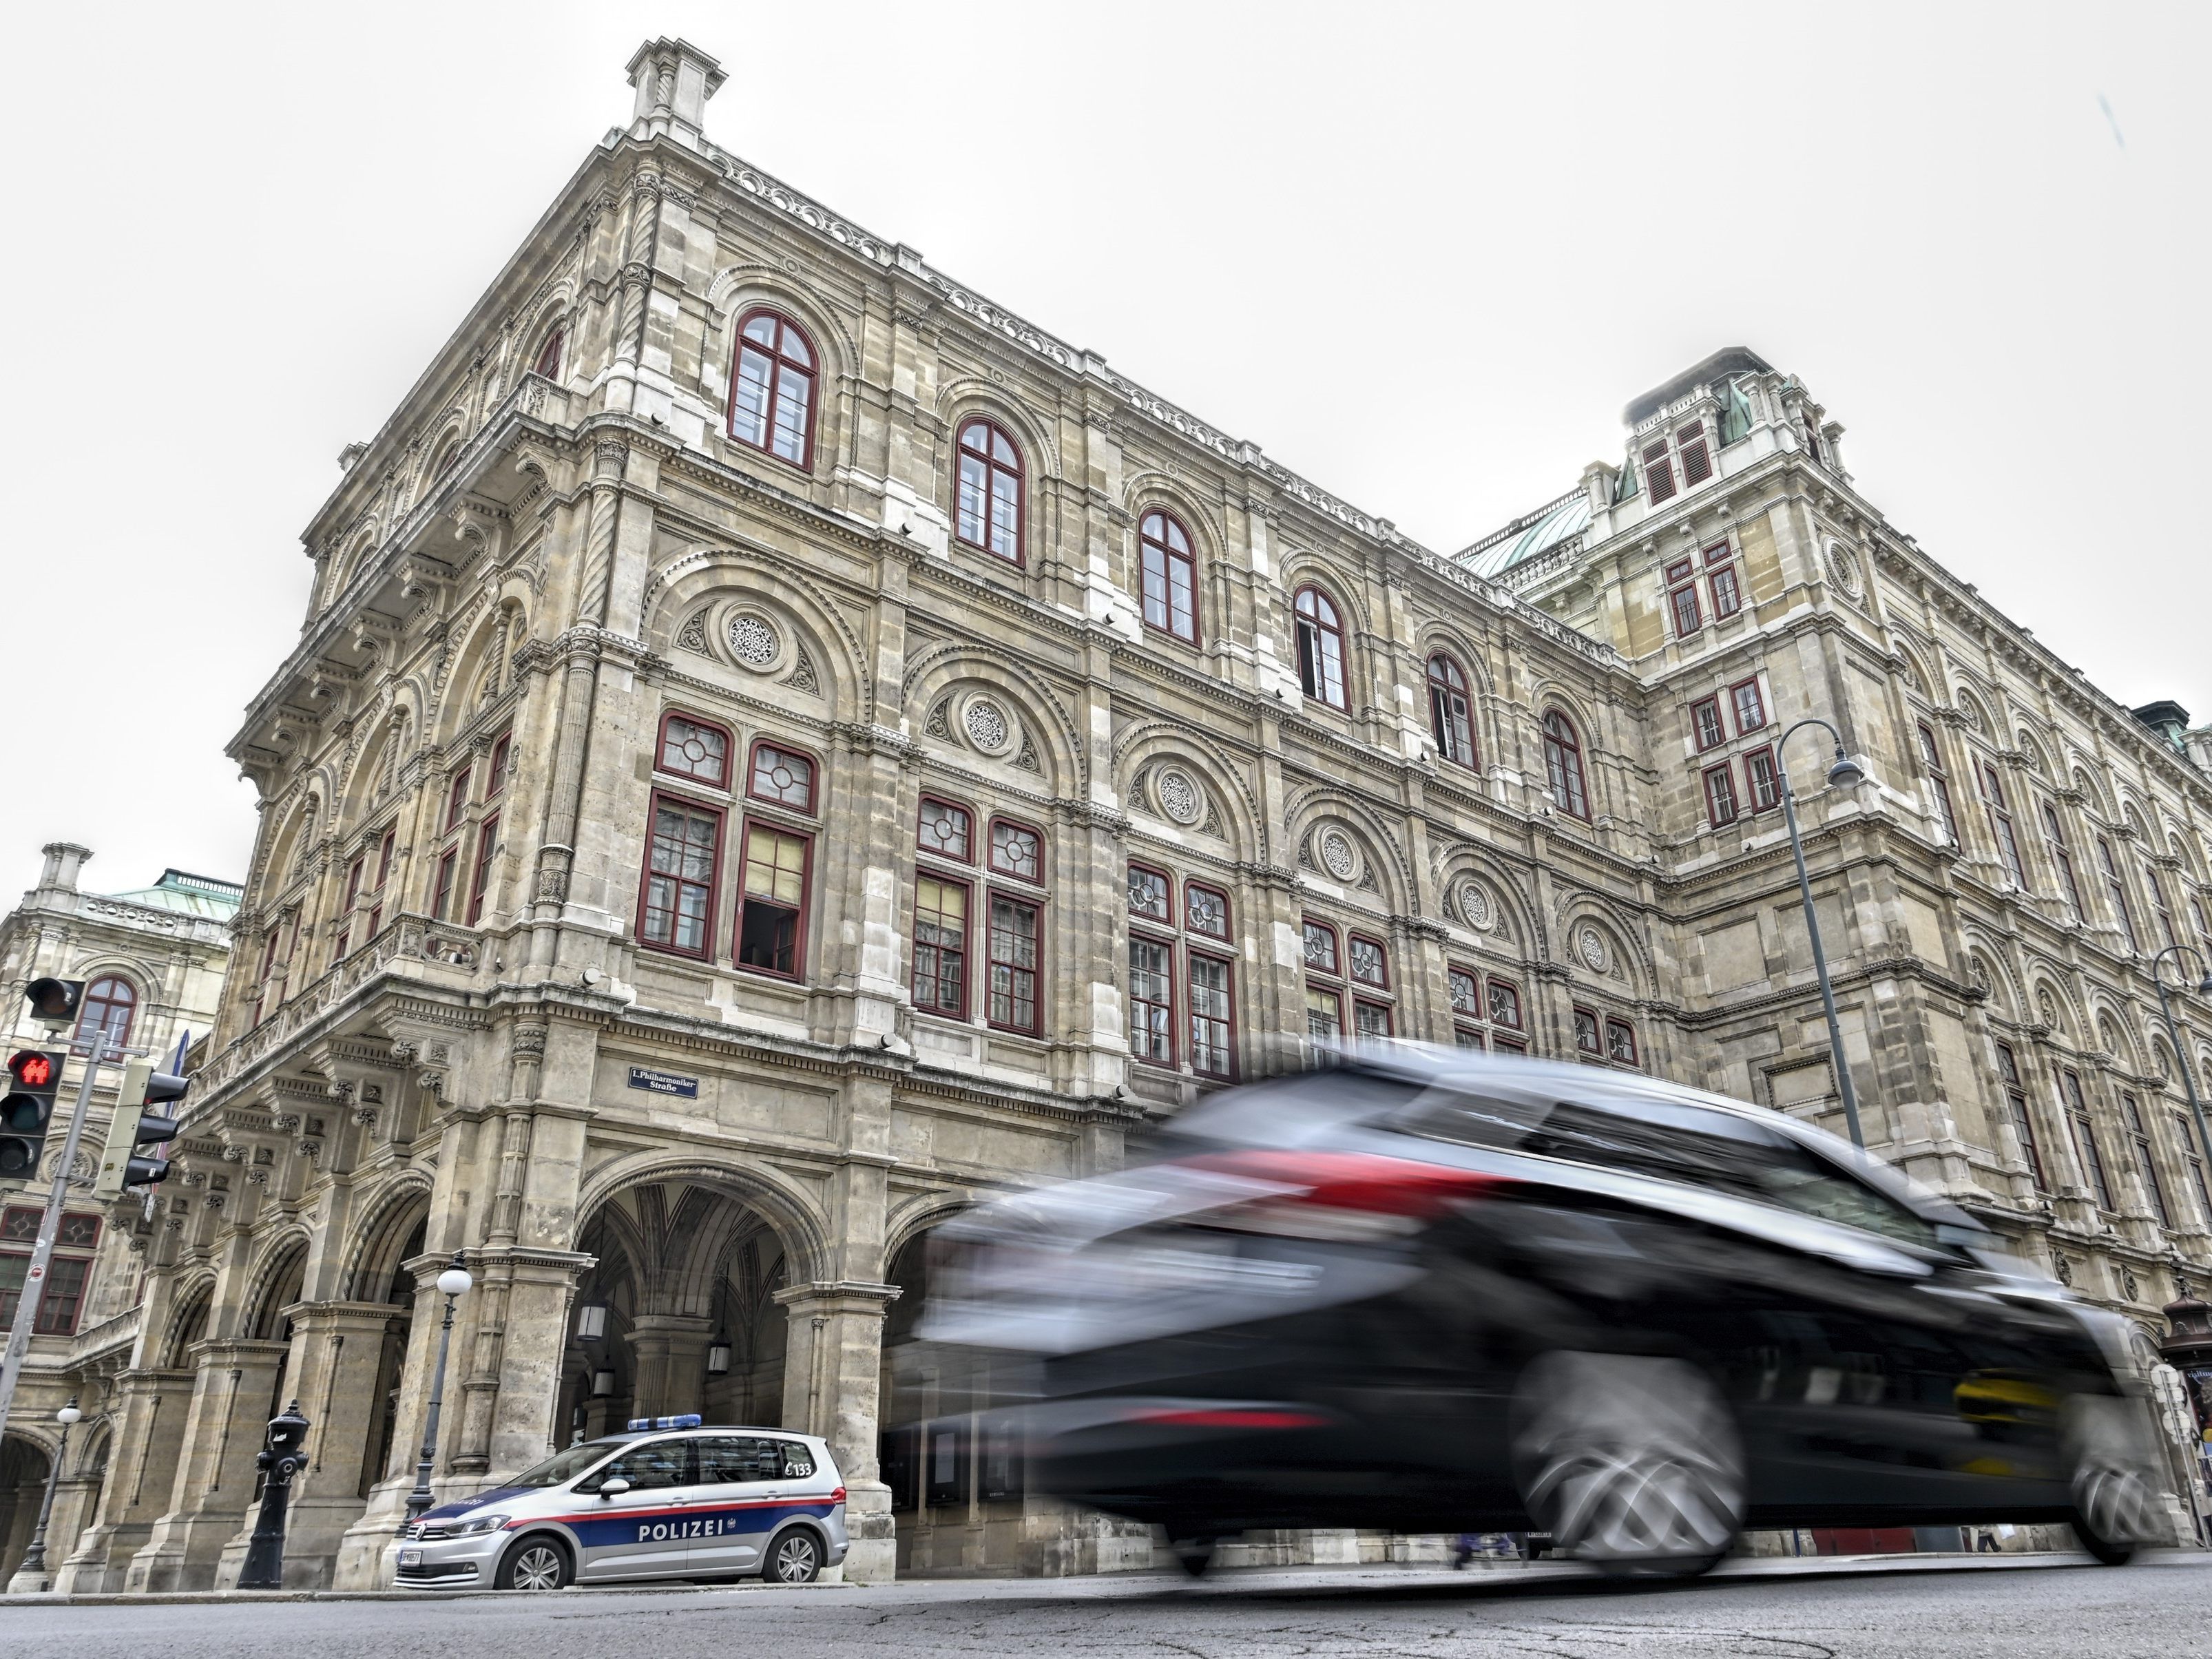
left=2150, top=944, right=2212, bottom=1196
left=6, top=1394, right=80, bottom=1593
left=401, top=1250, right=474, bottom=1524
left=1775, top=718, right=1874, bottom=1151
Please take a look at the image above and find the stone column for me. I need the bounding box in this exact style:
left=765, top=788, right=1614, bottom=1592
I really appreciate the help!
left=53, top=1367, right=194, bottom=1593
left=470, top=1246, right=595, bottom=1481
left=773, top=1281, right=900, bottom=1583
left=626, top=1313, right=714, bottom=1421
left=214, top=1301, right=400, bottom=1589
left=124, top=1337, right=292, bottom=1592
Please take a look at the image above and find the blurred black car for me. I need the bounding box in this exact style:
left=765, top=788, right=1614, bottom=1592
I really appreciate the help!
left=920, top=1050, right=2165, bottom=1575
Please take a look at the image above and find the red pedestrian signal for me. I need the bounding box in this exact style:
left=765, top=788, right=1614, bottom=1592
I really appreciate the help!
left=1, top=1048, right=67, bottom=1179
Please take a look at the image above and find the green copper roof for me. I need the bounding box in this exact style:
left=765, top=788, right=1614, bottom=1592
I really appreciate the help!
left=1458, top=491, right=1592, bottom=579
left=105, top=868, right=244, bottom=919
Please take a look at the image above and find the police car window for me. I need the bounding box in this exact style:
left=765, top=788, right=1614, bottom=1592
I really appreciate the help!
left=779, top=1441, right=816, bottom=1479
left=579, top=1439, right=693, bottom=1491
left=697, top=1436, right=782, bottom=1483
left=510, top=1441, right=623, bottom=1488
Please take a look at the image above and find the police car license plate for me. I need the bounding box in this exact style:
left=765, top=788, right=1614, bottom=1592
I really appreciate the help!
left=401, top=1549, right=423, bottom=1567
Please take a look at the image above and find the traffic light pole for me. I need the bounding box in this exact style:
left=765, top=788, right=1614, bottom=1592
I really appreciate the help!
left=0, top=1033, right=112, bottom=1429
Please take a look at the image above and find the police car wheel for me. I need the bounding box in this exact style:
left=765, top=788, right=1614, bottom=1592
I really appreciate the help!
left=767, top=1529, right=822, bottom=1584
left=497, top=1537, right=572, bottom=1592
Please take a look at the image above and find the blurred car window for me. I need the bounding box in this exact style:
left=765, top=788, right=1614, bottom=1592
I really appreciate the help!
left=1165, top=1067, right=1425, bottom=1149
left=1478, top=1094, right=1944, bottom=1251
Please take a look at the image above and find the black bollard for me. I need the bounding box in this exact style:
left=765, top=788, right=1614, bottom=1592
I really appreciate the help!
left=238, top=1400, right=311, bottom=1590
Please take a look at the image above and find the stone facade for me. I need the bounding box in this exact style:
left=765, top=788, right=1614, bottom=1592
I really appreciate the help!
left=51, top=39, right=2212, bottom=1590
left=0, top=844, right=236, bottom=1587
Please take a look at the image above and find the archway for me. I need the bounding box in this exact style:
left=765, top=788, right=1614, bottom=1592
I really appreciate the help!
left=559, top=1182, right=795, bottom=1445
left=361, top=1215, right=425, bottom=1496
left=0, top=1433, right=52, bottom=1578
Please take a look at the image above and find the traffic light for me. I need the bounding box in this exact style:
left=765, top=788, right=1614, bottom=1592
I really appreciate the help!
left=1, top=1048, right=67, bottom=1179
left=23, top=978, right=85, bottom=1030
left=92, top=1058, right=187, bottom=1198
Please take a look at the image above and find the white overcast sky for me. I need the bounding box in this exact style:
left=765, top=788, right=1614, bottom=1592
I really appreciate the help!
left=3, top=1, right=2205, bottom=905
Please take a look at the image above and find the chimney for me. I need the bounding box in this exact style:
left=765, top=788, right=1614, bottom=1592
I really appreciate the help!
left=36, top=842, right=91, bottom=896
left=625, top=38, right=726, bottom=152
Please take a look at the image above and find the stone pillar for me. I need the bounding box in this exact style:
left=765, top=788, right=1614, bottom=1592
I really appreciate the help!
left=213, top=1302, right=399, bottom=1589
left=626, top=1313, right=713, bottom=1420
left=328, top=1257, right=459, bottom=1589
left=124, top=1338, right=292, bottom=1592
left=773, top=1282, right=900, bottom=1583
left=472, top=1247, right=594, bottom=1481
left=53, top=1368, right=194, bottom=1594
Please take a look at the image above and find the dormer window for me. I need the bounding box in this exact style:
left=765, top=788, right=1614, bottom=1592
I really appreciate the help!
left=1640, top=420, right=1713, bottom=505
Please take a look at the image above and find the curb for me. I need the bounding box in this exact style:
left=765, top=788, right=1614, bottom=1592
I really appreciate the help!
left=0, top=1580, right=857, bottom=1607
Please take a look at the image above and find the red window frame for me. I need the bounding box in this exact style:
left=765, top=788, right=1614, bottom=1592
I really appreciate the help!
left=1127, top=861, right=1172, bottom=924
left=1128, top=932, right=1176, bottom=1066
left=1491, top=1035, right=1528, bottom=1055
left=1573, top=1005, right=1602, bottom=1056
left=1542, top=710, right=1590, bottom=820
left=985, top=893, right=1043, bottom=1035
left=1301, top=917, right=1340, bottom=977
left=1605, top=1018, right=1639, bottom=1067
left=657, top=709, right=734, bottom=790
left=1305, top=985, right=1344, bottom=1040
left=747, top=738, right=820, bottom=816
left=486, top=731, right=511, bottom=799
left=1729, top=678, right=1766, bottom=735
left=1642, top=438, right=1676, bottom=503
left=1744, top=747, right=1782, bottom=813
left=917, top=795, right=975, bottom=863
left=1994, top=1041, right=2047, bottom=1191
left=728, top=307, right=820, bottom=471
left=468, top=814, right=499, bottom=926
left=76, top=976, right=137, bottom=1054
left=1676, top=421, right=1712, bottom=486
left=1487, top=978, right=1523, bottom=1031
left=532, top=326, right=564, bottom=379
left=1666, top=558, right=1701, bottom=636
left=911, top=871, right=972, bottom=1019
left=954, top=417, right=1025, bottom=565
left=1447, top=966, right=1481, bottom=1019
left=735, top=817, right=813, bottom=980
left=1187, top=950, right=1237, bottom=1081
left=1454, top=1026, right=1486, bottom=1051
left=1138, top=510, right=1200, bottom=643
left=1690, top=696, right=1725, bottom=752
left=988, top=817, right=1045, bottom=884
left=1293, top=585, right=1348, bottom=709
left=1353, top=1000, right=1394, bottom=1042
left=1978, top=762, right=2027, bottom=888
left=2097, top=837, right=2140, bottom=951
left=445, top=766, right=472, bottom=833
left=0, top=1213, right=96, bottom=1337
left=1183, top=881, right=1231, bottom=941
left=432, top=846, right=459, bottom=921
left=1347, top=932, right=1389, bottom=990
left=1703, top=762, right=1740, bottom=827
left=1704, top=541, right=1742, bottom=619
left=637, top=790, right=724, bottom=961
left=1427, top=654, right=1478, bottom=769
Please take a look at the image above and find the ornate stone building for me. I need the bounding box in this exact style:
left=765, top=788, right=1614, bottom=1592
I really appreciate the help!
left=50, top=39, right=2212, bottom=1589
left=0, top=846, right=236, bottom=1580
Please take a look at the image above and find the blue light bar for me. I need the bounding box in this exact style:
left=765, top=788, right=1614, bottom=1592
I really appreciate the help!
left=625, top=1413, right=704, bottom=1432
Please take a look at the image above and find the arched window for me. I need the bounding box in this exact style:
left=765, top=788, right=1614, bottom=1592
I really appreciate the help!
left=1138, top=510, right=1198, bottom=643
left=729, top=309, right=818, bottom=469
left=954, top=419, right=1024, bottom=563
left=75, top=976, right=136, bottom=1054
left=1542, top=709, right=1590, bottom=820
left=1293, top=586, right=1347, bottom=709
left=1427, top=654, right=1477, bottom=769
left=532, top=326, right=565, bottom=379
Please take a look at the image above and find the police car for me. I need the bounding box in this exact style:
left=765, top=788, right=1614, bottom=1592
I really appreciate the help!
left=394, top=1416, right=849, bottom=1591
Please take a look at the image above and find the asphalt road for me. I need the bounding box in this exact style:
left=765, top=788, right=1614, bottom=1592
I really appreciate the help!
left=10, top=1552, right=2211, bottom=1659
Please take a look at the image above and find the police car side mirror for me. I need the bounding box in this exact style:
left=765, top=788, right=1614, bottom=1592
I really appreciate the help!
left=598, top=1478, right=631, bottom=1499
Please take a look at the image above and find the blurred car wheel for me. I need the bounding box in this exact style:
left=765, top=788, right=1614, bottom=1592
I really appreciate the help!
left=2065, top=1395, right=2162, bottom=1565
left=1512, top=1352, right=1743, bottom=1576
